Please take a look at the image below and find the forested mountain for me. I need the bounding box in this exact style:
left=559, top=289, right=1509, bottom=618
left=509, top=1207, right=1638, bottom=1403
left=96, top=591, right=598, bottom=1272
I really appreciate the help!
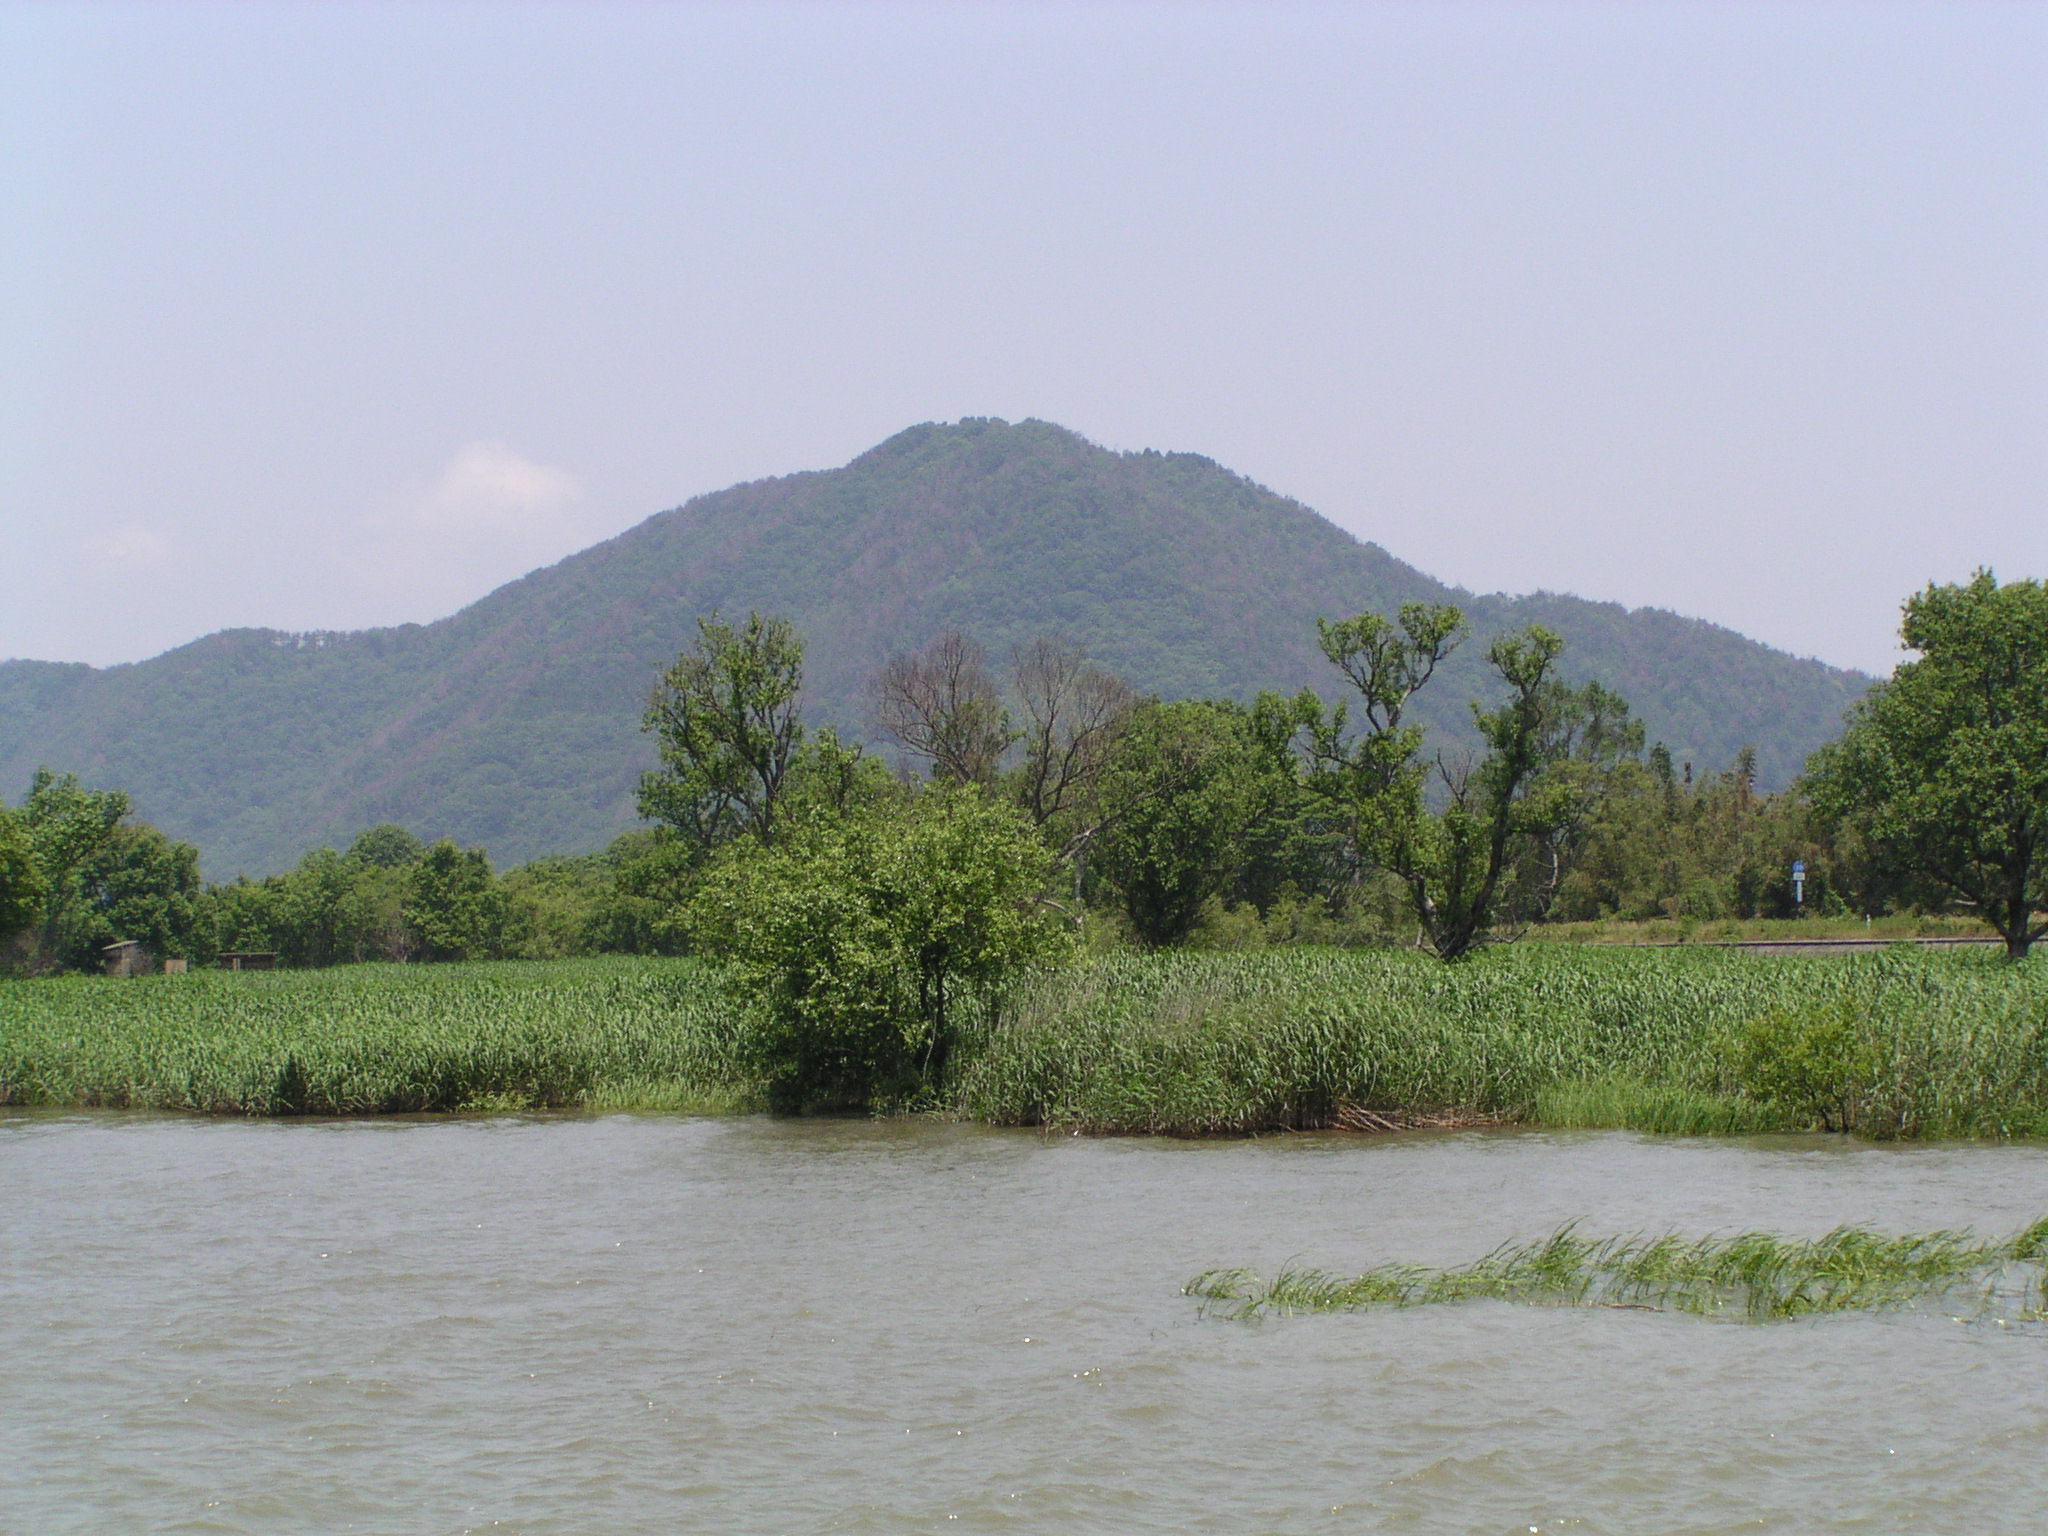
left=0, top=418, right=1869, bottom=874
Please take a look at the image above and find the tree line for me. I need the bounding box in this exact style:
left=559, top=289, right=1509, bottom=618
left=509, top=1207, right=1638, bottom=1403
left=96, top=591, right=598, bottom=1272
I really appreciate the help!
left=0, top=782, right=659, bottom=974
left=4, top=571, right=2045, bottom=977
left=622, top=603, right=1943, bottom=964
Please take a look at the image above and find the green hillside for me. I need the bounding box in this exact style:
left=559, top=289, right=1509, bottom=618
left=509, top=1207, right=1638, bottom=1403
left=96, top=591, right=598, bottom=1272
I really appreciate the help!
left=0, top=418, right=1869, bottom=874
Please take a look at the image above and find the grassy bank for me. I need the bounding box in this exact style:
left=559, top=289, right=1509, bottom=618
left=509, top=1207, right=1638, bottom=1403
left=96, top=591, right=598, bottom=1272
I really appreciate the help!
left=952, top=945, right=2048, bottom=1137
left=6, top=947, right=2048, bottom=1139
left=0, top=957, right=748, bottom=1114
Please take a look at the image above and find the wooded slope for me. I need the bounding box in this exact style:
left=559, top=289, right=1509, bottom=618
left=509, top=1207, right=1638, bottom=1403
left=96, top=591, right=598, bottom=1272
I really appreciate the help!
left=0, top=418, right=1868, bottom=873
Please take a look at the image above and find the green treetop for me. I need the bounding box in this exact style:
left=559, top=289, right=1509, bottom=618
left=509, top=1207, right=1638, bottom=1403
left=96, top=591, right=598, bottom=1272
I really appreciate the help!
left=640, top=612, right=806, bottom=852
left=1807, top=570, right=2048, bottom=958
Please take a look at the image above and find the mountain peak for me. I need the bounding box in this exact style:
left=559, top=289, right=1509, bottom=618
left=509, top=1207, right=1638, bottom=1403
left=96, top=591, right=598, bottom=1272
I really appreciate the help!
left=0, top=422, right=1867, bottom=874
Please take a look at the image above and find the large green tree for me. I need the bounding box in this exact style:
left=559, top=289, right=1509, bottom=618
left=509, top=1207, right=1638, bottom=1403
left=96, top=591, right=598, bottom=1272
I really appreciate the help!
left=1395, top=627, right=1580, bottom=959
left=347, top=824, right=425, bottom=869
left=1807, top=571, right=2048, bottom=958
left=405, top=840, right=509, bottom=962
left=20, top=770, right=128, bottom=961
left=56, top=822, right=209, bottom=969
left=1306, top=607, right=1606, bottom=959
left=640, top=612, right=806, bottom=852
left=1088, top=700, right=1264, bottom=947
left=0, top=806, right=45, bottom=953
left=279, top=847, right=387, bottom=966
left=1301, top=603, right=1463, bottom=885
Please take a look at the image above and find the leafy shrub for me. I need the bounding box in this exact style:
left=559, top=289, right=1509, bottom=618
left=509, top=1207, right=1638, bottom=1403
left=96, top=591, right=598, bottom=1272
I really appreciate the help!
left=1724, top=997, right=1880, bottom=1132
left=688, top=787, right=1066, bottom=1112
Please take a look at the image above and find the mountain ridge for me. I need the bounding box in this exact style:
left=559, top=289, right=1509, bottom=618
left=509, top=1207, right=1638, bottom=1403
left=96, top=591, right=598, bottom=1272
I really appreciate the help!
left=1, top=418, right=1869, bottom=874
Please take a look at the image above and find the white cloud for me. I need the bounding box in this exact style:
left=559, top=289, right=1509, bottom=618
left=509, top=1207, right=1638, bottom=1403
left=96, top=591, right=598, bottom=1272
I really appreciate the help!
left=343, top=442, right=601, bottom=620
left=92, top=523, right=172, bottom=565
left=411, top=441, right=584, bottom=533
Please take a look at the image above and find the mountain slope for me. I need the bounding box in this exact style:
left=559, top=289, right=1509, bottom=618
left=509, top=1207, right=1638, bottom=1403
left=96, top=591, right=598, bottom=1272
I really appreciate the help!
left=0, top=418, right=1869, bottom=874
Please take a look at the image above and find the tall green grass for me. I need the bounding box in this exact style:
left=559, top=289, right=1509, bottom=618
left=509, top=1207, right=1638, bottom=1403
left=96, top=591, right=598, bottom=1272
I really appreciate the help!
left=7, top=946, right=2048, bottom=1136
left=1189, top=1216, right=2048, bottom=1321
left=0, top=957, right=748, bottom=1114
left=1525, top=913, right=1994, bottom=946
left=953, top=944, right=2048, bottom=1137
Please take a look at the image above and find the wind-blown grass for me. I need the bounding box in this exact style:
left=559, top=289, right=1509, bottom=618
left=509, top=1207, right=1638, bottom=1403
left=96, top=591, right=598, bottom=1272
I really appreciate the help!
left=954, top=944, right=2048, bottom=1138
left=1188, top=1217, right=2048, bottom=1321
left=7, top=945, right=2048, bottom=1135
left=0, top=957, right=748, bottom=1114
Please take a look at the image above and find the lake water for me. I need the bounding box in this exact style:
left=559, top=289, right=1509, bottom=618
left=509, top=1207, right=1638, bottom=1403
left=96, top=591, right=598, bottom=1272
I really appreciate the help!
left=7, top=1114, right=2048, bottom=1534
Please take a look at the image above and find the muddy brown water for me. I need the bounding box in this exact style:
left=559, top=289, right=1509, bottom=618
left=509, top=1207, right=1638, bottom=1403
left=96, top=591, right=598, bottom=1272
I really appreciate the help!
left=7, top=1113, right=2048, bottom=1534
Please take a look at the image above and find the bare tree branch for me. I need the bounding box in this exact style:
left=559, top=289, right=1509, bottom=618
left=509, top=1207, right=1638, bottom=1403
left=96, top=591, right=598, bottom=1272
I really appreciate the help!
left=872, top=632, right=1014, bottom=783
left=1012, top=637, right=1135, bottom=826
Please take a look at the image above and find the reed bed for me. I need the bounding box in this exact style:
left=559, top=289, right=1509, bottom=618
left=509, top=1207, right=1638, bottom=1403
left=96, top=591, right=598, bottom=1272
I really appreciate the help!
left=1187, top=1217, right=2048, bottom=1321
left=954, top=944, right=2048, bottom=1137
left=6, top=945, right=2048, bottom=1135
left=0, top=957, right=748, bottom=1114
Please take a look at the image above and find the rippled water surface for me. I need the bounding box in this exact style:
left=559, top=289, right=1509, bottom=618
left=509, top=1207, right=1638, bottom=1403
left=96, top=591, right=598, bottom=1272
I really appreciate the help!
left=7, top=1114, right=2048, bottom=1534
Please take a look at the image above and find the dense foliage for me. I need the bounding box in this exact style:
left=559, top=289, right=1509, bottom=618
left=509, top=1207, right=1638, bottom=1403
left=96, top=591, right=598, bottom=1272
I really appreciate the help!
left=1808, top=571, right=2048, bottom=957
left=0, top=573, right=1980, bottom=982
left=687, top=787, right=1063, bottom=1110
left=0, top=796, right=694, bottom=975
left=0, top=770, right=209, bottom=973
left=640, top=612, right=806, bottom=850
left=1088, top=700, right=1267, bottom=946
left=201, top=826, right=687, bottom=969
left=1546, top=745, right=1847, bottom=922
left=0, top=805, right=45, bottom=947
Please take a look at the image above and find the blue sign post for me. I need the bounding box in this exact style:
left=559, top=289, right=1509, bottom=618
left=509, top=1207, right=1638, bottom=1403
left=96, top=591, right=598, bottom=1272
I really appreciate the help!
left=1792, top=860, right=1806, bottom=911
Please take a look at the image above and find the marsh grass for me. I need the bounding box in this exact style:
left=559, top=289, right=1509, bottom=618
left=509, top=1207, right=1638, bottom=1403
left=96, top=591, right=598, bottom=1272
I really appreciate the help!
left=1188, top=1217, right=2048, bottom=1322
left=7, top=945, right=2048, bottom=1136
left=956, top=944, right=2048, bottom=1138
left=1532, top=1075, right=1788, bottom=1136
left=0, top=957, right=747, bottom=1114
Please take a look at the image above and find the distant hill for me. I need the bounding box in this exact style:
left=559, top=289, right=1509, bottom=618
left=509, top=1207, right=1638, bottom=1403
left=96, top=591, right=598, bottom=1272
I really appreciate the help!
left=0, top=418, right=1870, bottom=875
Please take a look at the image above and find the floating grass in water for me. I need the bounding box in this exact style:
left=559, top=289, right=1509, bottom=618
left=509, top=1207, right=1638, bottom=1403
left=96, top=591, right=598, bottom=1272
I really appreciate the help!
left=1187, top=1217, right=2048, bottom=1321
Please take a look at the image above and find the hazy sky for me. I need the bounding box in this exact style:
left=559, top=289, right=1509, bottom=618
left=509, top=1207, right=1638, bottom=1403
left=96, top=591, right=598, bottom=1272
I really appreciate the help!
left=4, top=1, right=2043, bottom=675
